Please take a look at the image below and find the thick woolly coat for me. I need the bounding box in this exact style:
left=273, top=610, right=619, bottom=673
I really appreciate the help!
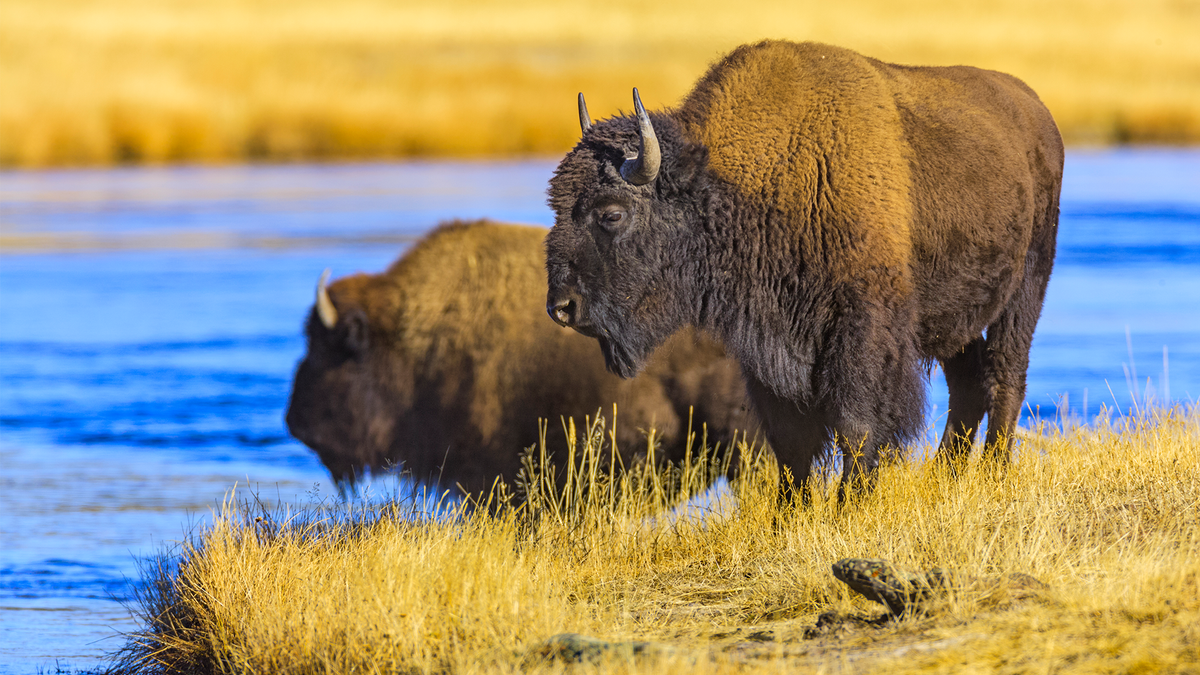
left=545, top=40, right=1063, bottom=492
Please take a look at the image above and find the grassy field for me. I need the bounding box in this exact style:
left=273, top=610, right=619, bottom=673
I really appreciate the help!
left=111, top=407, right=1200, bottom=674
left=2, top=0, right=1198, bottom=168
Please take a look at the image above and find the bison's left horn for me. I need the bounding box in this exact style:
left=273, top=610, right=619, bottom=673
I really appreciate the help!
left=578, top=92, right=592, bottom=135
left=620, top=88, right=661, bottom=186
left=316, top=268, right=338, bottom=329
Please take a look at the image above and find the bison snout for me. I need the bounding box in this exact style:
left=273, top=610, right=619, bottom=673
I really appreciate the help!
left=547, top=289, right=585, bottom=328
left=548, top=297, right=577, bottom=327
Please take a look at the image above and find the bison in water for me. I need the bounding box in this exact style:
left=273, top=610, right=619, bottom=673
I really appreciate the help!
left=545, top=40, right=1063, bottom=499
left=286, top=219, right=754, bottom=498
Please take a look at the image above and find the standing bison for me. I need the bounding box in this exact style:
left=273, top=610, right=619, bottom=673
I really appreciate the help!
left=286, top=219, right=754, bottom=498
left=545, top=40, right=1063, bottom=499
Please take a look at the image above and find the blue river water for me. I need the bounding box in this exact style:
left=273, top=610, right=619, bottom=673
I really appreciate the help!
left=1, top=151, right=1198, bottom=672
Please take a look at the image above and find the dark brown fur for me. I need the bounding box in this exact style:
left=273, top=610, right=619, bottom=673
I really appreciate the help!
left=286, top=219, right=755, bottom=497
left=545, top=40, right=1063, bottom=498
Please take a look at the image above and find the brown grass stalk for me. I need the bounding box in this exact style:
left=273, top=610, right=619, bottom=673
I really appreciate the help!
left=110, top=405, right=1200, bottom=673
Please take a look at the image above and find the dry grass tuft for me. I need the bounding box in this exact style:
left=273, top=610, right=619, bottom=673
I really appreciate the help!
left=3, top=0, right=1199, bottom=168
left=110, top=406, right=1200, bottom=674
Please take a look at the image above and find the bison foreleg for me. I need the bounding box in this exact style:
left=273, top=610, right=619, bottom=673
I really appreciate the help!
left=744, top=377, right=829, bottom=506
left=825, top=312, right=926, bottom=501
left=834, top=426, right=880, bottom=502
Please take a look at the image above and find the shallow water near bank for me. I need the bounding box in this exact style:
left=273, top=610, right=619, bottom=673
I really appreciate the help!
left=1, top=151, right=1198, bottom=673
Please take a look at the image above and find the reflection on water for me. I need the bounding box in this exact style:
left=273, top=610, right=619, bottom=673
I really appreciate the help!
left=1, top=152, right=1198, bottom=673
left=0, top=160, right=556, bottom=250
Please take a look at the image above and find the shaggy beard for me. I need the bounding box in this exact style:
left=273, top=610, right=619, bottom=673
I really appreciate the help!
left=592, top=300, right=679, bottom=380
left=597, top=335, right=642, bottom=379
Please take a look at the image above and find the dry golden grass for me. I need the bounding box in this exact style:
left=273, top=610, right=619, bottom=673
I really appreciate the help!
left=112, top=407, right=1200, bottom=674
left=2, top=0, right=1198, bottom=167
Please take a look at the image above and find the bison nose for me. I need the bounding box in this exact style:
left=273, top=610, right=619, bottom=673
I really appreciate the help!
left=548, top=296, right=579, bottom=327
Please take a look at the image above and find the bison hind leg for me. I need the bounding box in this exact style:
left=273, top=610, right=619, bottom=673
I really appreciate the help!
left=936, top=337, right=990, bottom=471
left=981, top=241, right=1055, bottom=464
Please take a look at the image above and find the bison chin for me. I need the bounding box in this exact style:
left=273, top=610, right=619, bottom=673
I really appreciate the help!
left=598, top=319, right=675, bottom=379
left=597, top=335, right=642, bottom=379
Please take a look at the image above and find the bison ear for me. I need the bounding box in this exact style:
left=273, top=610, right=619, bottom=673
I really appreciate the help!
left=660, top=141, right=708, bottom=193
left=340, top=308, right=370, bottom=356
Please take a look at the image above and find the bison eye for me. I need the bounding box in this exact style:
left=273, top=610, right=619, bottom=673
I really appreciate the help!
left=598, top=207, right=628, bottom=231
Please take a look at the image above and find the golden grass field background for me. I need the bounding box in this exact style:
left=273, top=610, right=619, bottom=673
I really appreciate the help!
left=113, top=408, right=1199, bottom=674
left=2, top=0, right=1199, bottom=167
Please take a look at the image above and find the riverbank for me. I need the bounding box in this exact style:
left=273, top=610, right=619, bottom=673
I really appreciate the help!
left=2, top=0, right=1198, bottom=168
left=110, top=407, right=1200, bottom=674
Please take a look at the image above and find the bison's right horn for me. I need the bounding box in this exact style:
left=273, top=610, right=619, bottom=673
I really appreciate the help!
left=578, top=92, right=592, bottom=135
left=316, top=268, right=338, bottom=329
left=620, top=88, right=661, bottom=186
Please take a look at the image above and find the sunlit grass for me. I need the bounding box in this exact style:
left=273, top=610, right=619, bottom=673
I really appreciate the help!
left=2, top=0, right=1198, bottom=167
left=111, top=406, right=1200, bottom=673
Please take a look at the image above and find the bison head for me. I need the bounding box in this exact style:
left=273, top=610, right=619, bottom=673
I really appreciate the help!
left=285, top=270, right=408, bottom=486
left=546, top=89, right=710, bottom=379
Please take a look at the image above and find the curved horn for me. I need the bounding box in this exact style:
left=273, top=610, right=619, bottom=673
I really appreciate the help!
left=316, top=268, right=338, bottom=329
left=620, top=88, right=661, bottom=186
left=577, top=92, right=592, bottom=135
